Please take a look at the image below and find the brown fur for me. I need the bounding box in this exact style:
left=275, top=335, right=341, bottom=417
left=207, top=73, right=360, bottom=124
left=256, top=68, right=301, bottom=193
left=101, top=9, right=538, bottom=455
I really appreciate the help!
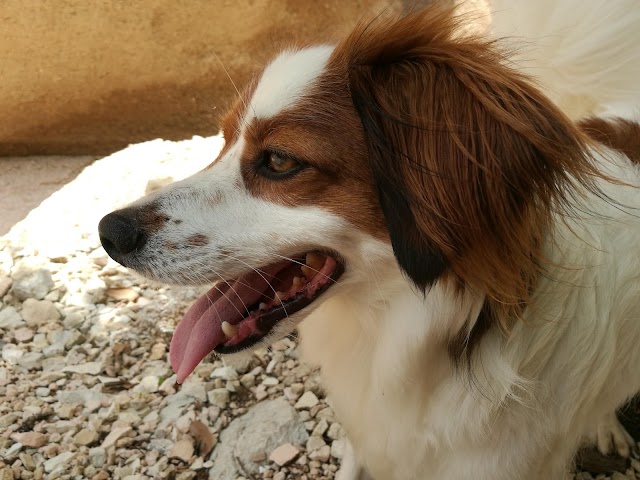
left=235, top=87, right=387, bottom=239
left=579, top=116, right=640, bottom=163
left=331, top=7, right=606, bottom=340
left=223, top=5, right=609, bottom=362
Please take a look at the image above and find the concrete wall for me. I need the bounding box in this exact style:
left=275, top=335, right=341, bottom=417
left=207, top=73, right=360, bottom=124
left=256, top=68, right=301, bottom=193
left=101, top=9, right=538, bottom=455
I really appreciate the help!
left=1, top=0, right=396, bottom=155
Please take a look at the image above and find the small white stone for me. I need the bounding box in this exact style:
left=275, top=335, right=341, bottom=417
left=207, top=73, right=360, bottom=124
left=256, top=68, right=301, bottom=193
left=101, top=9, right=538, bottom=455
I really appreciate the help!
left=294, top=391, right=319, bottom=410
left=308, top=444, right=331, bottom=462
left=207, top=388, right=230, bottom=408
left=62, top=362, right=103, bottom=375
left=11, top=269, right=54, bottom=301
left=262, top=376, right=279, bottom=386
left=44, top=451, right=77, bottom=473
left=1, top=346, right=24, bottom=365
left=210, top=366, right=238, bottom=381
left=330, top=439, right=345, bottom=459
left=0, top=306, right=25, bottom=329
left=306, top=435, right=326, bottom=452
left=21, top=299, right=60, bottom=326
left=17, top=352, right=44, bottom=370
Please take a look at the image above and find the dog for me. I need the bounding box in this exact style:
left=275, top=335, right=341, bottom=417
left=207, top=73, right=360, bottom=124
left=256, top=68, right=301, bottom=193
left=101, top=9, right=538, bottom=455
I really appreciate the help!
left=99, top=1, right=640, bottom=478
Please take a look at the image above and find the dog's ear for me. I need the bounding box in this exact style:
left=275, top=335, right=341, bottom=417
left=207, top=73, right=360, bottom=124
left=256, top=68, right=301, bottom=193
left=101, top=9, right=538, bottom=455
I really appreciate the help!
left=339, top=7, right=599, bottom=318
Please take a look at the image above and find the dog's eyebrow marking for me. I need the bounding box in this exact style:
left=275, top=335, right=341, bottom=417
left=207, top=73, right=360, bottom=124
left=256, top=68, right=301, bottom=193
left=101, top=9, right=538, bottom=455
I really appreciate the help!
left=248, top=45, right=334, bottom=120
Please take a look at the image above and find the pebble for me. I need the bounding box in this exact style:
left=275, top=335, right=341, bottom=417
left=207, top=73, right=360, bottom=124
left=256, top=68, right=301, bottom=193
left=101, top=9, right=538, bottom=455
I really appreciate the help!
left=0, top=276, right=12, bottom=297
left=309, top=445, right=331, bottom=463
left=210, top=366, right=238, bottom=381
left=0, top=307, right=24, bottom=329
left=43, top=451, right=76, bottom=473
left=21, top=299, right=60, bottom=326
left=89, top=447, right=107, bottom=468
left=269, top=443, right=300, bottom=466
left=1, top=346, right=23, bottom=365
left=207, top=388, right=230, bottom=408
left=327, top=422, right=344, bottom=440
left=2, top=442, right=22, bottom=460
left=168, top=438, right=195, bottom=463
left=73, top=429, right=99, bottom=446
left=306, top=435, right=326, bottom=453
left=11, top=269, right=54, bottom=301
left=17, top=352, right=44, bottom=370
left=330, top=439, right=345, bottom=459
left=295, top=391, right=319, bottom=410
left=14, top=327, right=35, bottom=343
left=101, top=426, right=132, bottom=449
left=62, top=362, right=103, bottom=375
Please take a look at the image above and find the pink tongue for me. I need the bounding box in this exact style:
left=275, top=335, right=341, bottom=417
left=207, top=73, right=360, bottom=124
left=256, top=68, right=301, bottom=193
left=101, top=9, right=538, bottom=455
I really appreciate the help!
left=170, top=263, right=285, bottom=383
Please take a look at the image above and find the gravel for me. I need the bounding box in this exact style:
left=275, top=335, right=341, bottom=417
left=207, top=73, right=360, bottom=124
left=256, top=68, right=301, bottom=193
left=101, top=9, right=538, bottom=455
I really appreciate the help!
left=0, top=135, right=638, bottom=480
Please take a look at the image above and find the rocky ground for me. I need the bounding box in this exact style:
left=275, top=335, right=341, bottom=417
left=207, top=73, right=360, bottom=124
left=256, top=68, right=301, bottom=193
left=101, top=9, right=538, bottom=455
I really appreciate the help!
left=0, top=136, right=639, bottom=480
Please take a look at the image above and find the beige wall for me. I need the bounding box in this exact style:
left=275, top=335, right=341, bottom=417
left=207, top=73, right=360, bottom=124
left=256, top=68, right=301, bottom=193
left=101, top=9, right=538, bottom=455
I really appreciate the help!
left=1, top=0, right=396, bottom=155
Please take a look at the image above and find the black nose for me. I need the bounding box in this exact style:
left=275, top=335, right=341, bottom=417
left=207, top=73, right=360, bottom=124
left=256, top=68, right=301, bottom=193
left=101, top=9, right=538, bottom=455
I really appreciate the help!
left=98, top=210, right=147, bottom=262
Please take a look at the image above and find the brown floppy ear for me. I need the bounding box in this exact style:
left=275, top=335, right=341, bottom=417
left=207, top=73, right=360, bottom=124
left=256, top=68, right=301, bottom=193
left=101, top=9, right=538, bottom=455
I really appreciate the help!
left=338, top=7, right=600, bottom=320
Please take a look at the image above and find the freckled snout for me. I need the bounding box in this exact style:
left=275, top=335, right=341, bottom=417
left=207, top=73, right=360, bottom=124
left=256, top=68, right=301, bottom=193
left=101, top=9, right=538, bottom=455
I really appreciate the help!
left=98, top=208, right=148, bottom=265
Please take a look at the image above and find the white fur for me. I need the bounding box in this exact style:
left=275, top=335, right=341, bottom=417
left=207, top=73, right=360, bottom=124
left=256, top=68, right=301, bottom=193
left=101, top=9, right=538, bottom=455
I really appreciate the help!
left=249, top=46, right=334, bottom=119
left=491, top=0, right=640, bottom=121
left=301, top=145, right=640, bottom=479
left=118, top=3, right=640, bottom=479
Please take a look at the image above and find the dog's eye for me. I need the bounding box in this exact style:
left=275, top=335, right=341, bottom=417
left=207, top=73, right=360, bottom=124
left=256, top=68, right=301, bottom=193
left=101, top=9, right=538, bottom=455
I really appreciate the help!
left=258, top=151, right=303, bottom=178
left=267, top=152, right=299, bottom=173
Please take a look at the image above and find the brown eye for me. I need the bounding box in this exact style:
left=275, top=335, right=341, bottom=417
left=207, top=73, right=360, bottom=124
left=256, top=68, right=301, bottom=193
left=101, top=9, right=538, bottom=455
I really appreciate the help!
left=257, top=151, right=304, bottom=179
left=267, top=152, right=299, bottom=173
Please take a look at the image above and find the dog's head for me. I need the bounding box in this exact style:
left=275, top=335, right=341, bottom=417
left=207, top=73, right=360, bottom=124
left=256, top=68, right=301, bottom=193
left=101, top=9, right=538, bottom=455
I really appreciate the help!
left=99, top=6, right=597, bottom=381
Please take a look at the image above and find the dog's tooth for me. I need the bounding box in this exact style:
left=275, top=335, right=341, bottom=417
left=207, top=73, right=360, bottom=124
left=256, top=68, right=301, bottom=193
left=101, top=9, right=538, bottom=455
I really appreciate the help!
left=301, top=265, right=315, bottom=279
left=305, top=252, right=325, bottom=271
left=221, top=321, right=237, bottom=339
left=274, top=291, right=286, bottom=302
left=292, top=276, right=304, bottom=289
left=259, top=302, right=268, bottom=310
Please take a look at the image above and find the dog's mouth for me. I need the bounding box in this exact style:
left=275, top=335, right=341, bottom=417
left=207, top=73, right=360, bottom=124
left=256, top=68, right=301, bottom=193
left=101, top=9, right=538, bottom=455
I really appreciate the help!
left=169, top=251, right=344, bottom=382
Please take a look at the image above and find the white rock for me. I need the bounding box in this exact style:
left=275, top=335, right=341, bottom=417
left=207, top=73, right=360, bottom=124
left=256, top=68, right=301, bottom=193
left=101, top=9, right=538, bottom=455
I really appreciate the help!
left=0, top=306, right=25, bottom=329
left=21, top=299, right=60, bottom=326
left=43, top=342, right=65, bottom=358
left=327, top=422, right=345, bottom=440
left=17, top=352, right=44, bottom=370
left=0, top=276, right=12, bottom=298
left=269, top=443, right=300, bottom=466
left=11, top=269, right=54, bottom=301
left=44, top=451, right=77, bottom=473
left=89, top=447, right=107, bottom=468
left=309, top=444, right=331, bottom=462
left=2, top=442, right=22, bottom=460
left=62, top=311, right=85, bottom=329
left=210, top=366, right=238, bottom=381
left=331, top=439, right=345, bottom=459
left=1, top=346, right=24, bottom=364
left=57, top=389, right=108, bottom=404
left=208, top=398, right=308, bottom=478
left=101, top=426, right=132, bottom=449
left=139, top=375, right=159, bottom=393
left=208, top=388, right=230, bottom=408
left=312, top=418, right=329, bottom=437
left=306, top=435, right=326, bottom=452
left=62, top=362, right=103, bottom=375
left=294, top=391, right=319, bottom=410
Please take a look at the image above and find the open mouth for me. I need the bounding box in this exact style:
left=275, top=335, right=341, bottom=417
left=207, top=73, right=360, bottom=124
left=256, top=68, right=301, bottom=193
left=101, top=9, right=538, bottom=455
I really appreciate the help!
left=169, top=251, right=344, bottom=383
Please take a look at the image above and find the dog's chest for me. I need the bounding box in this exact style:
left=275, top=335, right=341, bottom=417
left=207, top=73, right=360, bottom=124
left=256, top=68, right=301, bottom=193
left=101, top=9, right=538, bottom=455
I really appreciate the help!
left=298, top=293, right=482, bottom=479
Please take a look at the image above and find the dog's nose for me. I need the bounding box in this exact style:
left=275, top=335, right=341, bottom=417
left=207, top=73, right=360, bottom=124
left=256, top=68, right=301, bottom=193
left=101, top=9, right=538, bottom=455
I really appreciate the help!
left=98, top=210, right=147, bottom=261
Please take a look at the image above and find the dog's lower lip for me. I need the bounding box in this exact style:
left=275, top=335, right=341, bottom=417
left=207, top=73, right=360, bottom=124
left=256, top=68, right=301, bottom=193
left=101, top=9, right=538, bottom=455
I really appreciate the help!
left=213, top=259, right=345, bottom=354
